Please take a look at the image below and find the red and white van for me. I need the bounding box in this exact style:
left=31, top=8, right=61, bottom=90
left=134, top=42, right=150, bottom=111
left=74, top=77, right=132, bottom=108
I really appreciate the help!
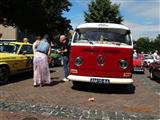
left=68, top=23, right=133, bottom=85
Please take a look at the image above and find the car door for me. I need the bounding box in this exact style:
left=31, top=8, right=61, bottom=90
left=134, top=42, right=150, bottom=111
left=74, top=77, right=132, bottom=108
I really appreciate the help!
left=18, top=44, right=33, bottom=70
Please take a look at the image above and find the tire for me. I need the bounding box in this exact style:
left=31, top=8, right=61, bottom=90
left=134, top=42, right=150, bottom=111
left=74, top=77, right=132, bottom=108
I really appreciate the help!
left=72, top=81, right=84, bottom=87
left=121, top=84, right=135, bottom=94
left=61, top=59, right=63, bottom=66
left=0, top=66, right=9, bottom=84
left=150, top=69, right=155, bottom=80
left=51, top=60, right=55, bottom=67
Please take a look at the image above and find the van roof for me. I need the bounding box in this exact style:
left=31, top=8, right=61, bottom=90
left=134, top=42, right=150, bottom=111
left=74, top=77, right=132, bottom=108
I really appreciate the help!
left=76, top=23, right=129, bottom=30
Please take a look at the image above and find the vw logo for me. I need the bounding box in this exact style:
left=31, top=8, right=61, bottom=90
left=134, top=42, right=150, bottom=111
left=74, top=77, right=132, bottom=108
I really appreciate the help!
left=97, top=55, right=106, bottom=66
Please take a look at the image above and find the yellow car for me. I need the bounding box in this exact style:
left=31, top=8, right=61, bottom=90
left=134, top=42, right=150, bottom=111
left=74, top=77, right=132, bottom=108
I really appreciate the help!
left=0, top=42, right=33, bottom=84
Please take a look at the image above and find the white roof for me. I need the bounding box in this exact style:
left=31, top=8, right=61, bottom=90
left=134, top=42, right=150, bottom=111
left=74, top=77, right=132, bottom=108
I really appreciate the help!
left=77, top=23, right=129, bottom=30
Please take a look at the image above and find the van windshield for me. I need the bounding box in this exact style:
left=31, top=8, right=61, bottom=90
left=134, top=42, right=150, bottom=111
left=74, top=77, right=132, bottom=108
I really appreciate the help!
left=73, top=28, right=132, bottom=45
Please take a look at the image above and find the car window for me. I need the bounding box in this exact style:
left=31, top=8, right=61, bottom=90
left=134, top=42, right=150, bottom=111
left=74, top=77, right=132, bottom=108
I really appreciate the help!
left=19, top=45, right=33, bottom=54
left=0, top=44, right=20, bottom=53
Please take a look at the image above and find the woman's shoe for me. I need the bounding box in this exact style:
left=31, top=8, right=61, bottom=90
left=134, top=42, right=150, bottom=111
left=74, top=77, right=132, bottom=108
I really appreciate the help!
left=34, top=84, right=39, bottom=87
left=40, top=83, right=45, bottom=87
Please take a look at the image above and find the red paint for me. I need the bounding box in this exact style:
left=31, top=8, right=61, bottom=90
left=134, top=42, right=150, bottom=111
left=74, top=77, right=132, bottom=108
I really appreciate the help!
left=69, top=45, right=133, bottom=78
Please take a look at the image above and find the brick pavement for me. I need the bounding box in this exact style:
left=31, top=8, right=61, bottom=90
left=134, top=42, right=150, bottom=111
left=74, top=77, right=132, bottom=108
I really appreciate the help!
left=0, top=67, right=159, bottom=120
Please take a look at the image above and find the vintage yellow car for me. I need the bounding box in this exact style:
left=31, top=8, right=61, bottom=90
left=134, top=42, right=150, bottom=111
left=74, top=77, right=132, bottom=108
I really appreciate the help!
left=0, top=42, right=33, bottom=84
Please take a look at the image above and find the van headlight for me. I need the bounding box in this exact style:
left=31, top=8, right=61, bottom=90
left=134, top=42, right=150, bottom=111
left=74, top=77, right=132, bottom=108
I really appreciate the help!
left=119, top=59, right=128, bottom=69
left=75, top=57, right=83, bottom=66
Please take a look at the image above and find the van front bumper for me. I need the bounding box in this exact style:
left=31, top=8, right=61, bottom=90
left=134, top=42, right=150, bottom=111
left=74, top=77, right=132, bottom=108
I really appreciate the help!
left=68, top=75, right=133, bottom=84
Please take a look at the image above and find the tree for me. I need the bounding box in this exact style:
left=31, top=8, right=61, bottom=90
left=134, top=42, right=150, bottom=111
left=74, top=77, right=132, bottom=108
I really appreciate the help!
left=154, top=34, right=160, bottom=51
left=0, top=0, right=72, bottom=37
left=136, top=37, right=151, bottom=53
left=84, top=0, right=123, bottom=23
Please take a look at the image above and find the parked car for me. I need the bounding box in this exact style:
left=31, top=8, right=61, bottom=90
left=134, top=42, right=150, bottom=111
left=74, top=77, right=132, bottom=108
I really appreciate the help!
left=0, top=42, right=33, bottom=84
left=143, top=54, right=154, bottom=67
left=133, top=55, right=145, bottom=73
left=149, top=60, right=160, bottom=80
left=49, top=48, right=62, bottom=67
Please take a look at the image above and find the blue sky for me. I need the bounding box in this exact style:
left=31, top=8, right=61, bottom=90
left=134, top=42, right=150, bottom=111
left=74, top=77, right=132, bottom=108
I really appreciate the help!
left=63, top=0, right=160, bottom=40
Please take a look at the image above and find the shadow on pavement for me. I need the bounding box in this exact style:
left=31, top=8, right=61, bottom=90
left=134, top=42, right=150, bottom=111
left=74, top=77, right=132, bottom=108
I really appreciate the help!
left=7, top=71, right=33, bottom=84
left=44, top=78, right=64, bottom=87
left=72, top=82, right=135, bottom=94
left=2, top=69, right=57, bottom=85
left=147, top=76, right=160, bottom=83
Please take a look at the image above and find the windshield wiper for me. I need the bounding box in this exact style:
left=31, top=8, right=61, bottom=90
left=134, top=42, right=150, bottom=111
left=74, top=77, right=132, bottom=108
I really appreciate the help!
left=89, top=41, right=93, bottom=45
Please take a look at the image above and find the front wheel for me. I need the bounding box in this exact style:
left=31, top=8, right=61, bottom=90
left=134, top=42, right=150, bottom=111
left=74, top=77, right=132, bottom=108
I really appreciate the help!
left=72, top=81, right=85, bottom=88
left=0, top=66, right=9, bottom=84
left=150, top=69, right=155, bottom=80
left=51, top=59, right=55, bottom=67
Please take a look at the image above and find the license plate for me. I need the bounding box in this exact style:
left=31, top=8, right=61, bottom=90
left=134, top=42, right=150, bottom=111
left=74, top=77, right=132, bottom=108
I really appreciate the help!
left=90, top=78, right=110, bottom=84
left=134, top=67, right=143, bottom=71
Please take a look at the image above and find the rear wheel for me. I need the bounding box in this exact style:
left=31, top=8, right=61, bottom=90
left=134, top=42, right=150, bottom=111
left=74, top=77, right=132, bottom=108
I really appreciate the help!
left=0, top=66, right=9, bottom=84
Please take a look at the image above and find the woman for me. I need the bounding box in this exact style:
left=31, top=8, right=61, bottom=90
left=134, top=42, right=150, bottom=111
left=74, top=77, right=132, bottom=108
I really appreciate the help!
left=33, top=34, right=51, bottom=87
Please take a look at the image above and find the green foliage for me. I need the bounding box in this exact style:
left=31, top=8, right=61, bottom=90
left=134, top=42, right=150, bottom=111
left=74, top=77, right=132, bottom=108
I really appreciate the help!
left=154, top=34, right=160, bottom=51
left=84, top=0, right=123, bottom=23
left=135, top=34, right=160, bottom=53
left=0, top=0, right=72, bottom=38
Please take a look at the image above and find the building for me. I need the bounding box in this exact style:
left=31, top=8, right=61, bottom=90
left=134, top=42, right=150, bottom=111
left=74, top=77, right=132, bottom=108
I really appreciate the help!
left=0, top=25, right=17, bottom=41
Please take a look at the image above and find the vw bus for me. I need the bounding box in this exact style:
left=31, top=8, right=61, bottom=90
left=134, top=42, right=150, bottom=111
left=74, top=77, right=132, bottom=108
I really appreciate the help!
left=68, top=23, right=133, bottom=86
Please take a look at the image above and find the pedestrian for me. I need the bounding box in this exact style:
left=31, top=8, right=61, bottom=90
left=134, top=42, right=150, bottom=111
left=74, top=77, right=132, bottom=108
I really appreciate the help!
left=33, top=34, right=51, bottom=87
left=23, top=37, right=29, bottom=43
left=139, top=51, right=144, bottom=61
left=133, top=49, right=138, bottom=58
left=58, top=35, right=70, bottom=81
left=33, top=35, right=41, bottom=54
left=152, top=50, right=160, bottom=61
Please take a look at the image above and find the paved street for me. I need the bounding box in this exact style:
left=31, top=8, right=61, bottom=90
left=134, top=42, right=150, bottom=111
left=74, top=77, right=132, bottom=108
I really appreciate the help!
left=0, top=67, right=159, bottom=120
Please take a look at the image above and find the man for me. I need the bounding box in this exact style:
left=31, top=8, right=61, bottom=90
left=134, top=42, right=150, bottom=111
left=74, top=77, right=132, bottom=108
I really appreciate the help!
left=58, top=35, right=69, bottom=81
left=152, top=50, right=160, bottom=62
left=23, top=37, right=29, bottom=43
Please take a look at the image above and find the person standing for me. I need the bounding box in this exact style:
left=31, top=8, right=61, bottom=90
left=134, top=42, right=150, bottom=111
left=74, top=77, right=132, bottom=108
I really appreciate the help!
left=33, top=36, right=41, bottom=54
left=139, top=51, right=144, bottom=61
left=133, top=49, right=138, bottom=58
left=23, top=37, right=29, bottom=43
left=58, top=35, right=69, bottom=81
left=33, top=34, right=51, bottom=87
left=152, top=50, right=160, bottom=61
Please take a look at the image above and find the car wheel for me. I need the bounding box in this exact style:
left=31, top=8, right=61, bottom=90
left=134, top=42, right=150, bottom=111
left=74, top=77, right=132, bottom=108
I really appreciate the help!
left=72, top=81, right=84, bottom=88
left=0, top=66, right=9, bottom=84
left=51, top=60, right=55, bottom=67
left=61, top=59, right=63, bottom=66
left=150, top=69, right=155, bottom=80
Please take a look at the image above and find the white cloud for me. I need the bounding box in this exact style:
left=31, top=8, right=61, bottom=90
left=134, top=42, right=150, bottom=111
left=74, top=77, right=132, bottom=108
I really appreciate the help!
left=112, top=0, right=160, bottom=20
left=112, top=0, right=160, bottom=39
left=123, top=20, right=160, bottom=40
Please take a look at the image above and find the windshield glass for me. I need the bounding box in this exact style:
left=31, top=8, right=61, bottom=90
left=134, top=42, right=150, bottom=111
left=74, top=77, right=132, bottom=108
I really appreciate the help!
left=0, top=43, right=20, bottom=53
left=73, top=28, right=131, bottom=45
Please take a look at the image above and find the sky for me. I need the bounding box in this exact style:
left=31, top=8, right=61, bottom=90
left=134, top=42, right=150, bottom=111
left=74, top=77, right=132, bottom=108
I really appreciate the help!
left=63, top=0, right=160, bottom=40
